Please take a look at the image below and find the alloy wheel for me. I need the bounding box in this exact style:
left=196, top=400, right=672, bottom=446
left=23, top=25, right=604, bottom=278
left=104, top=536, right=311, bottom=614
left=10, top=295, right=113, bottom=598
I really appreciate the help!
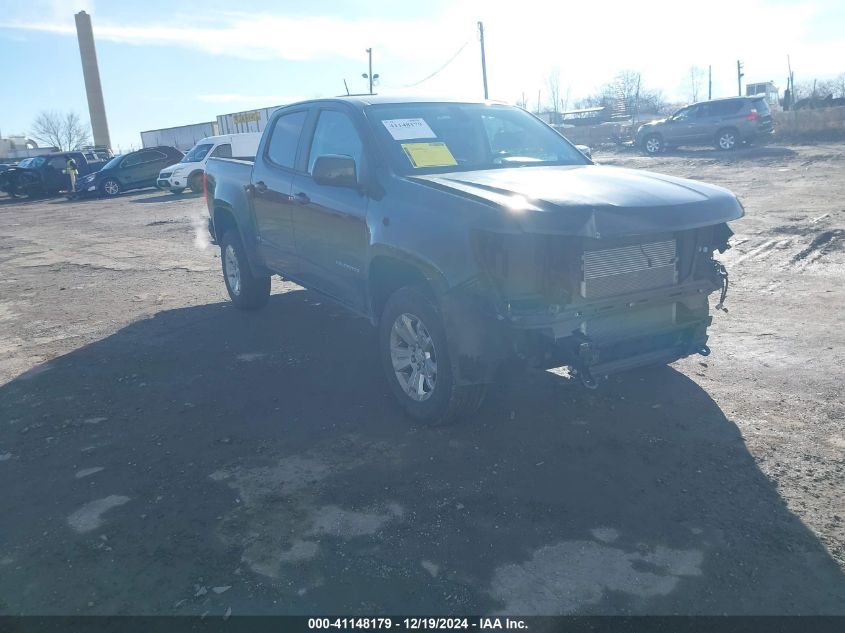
left=719, top=132, right=736, bottom=150
left=390, top=312, right=437, bottom=402
left=224, top=244, right=241, bottom=296
left=645, top=136, right=661, bottom=154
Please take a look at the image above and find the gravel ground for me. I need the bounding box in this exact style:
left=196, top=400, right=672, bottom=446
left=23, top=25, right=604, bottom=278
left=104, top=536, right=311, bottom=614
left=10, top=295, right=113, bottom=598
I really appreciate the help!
left=0, top=143, right=843, bottom=615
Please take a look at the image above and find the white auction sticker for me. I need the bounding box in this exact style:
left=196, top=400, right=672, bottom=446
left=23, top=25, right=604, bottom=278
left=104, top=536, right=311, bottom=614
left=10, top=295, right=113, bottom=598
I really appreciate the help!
left=382, top=118, right=436, bottom=140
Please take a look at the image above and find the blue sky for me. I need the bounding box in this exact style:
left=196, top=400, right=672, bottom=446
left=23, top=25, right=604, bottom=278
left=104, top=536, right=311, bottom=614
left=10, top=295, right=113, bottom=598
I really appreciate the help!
left=1, top=0, right=843, bottom=152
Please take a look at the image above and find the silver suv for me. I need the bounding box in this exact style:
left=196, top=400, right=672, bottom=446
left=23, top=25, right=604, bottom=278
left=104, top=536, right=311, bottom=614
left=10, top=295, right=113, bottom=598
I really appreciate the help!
left=637, top=97, right=774, bottom=155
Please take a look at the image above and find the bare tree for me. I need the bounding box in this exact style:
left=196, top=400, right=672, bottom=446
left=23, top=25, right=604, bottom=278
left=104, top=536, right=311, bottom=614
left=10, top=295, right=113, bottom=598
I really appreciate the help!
left=639, top=89, right=669, bottom=114
left=547, top=68, right=561, bottom=118
left=575, top=70, right=670, bottom=116
left=30, top=111, right=91, bottom=151
left=688, top=66, right=706, bottom=102
left=831, top=73, right=845, bottom=98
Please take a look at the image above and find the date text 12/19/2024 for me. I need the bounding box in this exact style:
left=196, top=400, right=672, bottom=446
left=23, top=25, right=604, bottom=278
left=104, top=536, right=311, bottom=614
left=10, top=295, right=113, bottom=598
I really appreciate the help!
left=307, top=618, right=528, bottom=630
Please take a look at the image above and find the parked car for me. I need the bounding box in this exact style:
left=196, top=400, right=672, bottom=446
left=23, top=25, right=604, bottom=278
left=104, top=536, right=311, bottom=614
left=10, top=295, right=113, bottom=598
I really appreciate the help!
left=75, top=146, right=183, bottom=197
left=637, top=96, right=774, bottom=154
left=157, top=133, right=261, bottom=194
left=0, top=150, right=111, bottom=198
left=574, top=144, right=592, bottom=159
left=205, top=97, right=741, bottom=425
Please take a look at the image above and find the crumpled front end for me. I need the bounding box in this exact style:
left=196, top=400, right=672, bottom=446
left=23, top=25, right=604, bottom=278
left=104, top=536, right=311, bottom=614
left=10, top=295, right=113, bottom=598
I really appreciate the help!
left=460, top=223, right=733, bottom=385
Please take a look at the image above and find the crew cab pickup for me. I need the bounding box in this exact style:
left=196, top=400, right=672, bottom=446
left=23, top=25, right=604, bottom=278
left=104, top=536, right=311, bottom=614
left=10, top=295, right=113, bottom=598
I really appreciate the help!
left=205, top=97, right=741, bottom=425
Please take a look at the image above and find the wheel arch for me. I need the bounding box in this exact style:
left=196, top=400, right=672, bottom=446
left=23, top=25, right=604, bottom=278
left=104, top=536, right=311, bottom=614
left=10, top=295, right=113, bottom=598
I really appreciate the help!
left=211, top=204, right=239, bottom=245
left=212, top=203, right=269, bottom=277
left=367, top=248, right=450, bottom=325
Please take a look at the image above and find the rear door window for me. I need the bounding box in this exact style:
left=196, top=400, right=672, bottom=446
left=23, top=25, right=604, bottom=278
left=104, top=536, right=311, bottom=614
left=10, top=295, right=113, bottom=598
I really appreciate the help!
left=266, top=111, right=308, bottom=170
left=711, top=100, right=744, bottom=116
left=211, top=144, right=232, bottom=158
left=753, top=98, right=771, bottom=115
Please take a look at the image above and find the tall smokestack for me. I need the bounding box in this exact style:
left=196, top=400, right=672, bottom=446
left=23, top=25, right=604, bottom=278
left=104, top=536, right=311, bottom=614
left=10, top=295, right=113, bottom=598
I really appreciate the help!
left=74, top=11, right=111, bottom=150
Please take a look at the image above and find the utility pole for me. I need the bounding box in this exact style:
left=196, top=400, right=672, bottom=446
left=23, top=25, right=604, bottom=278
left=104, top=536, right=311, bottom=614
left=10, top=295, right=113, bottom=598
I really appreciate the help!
left=737, top=60, right=744, bottom=96
left=708, top=65, right=712, bottom=100
left=362, top=48, right=379, bottom=95
left=478, top=22, right=489, bottom=100
left=786, top=54, right=795, bottom=110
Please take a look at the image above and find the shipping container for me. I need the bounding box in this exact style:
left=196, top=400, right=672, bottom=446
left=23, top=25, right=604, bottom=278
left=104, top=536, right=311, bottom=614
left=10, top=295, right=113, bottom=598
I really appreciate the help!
left=216, top=105, right=284, bottom=135
left=140, top=121, right=219, bottom=152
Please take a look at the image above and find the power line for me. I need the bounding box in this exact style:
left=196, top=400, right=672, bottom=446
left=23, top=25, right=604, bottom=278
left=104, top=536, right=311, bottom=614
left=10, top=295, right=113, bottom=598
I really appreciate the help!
left=381, top=39, right=472, bottom=89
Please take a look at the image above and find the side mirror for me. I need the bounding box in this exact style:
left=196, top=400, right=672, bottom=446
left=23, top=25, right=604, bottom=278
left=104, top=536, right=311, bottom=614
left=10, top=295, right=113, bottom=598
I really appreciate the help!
left=312, top=154, right=358, bottom=188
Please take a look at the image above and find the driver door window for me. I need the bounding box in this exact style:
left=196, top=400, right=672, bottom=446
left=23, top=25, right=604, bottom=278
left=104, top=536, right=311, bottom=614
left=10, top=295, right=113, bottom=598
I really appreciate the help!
left=306, top=110, right=363, bottom=174
left=673, top=106, right=698, bottom=121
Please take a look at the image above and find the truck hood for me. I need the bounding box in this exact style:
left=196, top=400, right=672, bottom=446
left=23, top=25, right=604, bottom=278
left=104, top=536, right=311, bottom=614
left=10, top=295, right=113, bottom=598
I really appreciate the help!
left=410, top=164, right=744, bottom=238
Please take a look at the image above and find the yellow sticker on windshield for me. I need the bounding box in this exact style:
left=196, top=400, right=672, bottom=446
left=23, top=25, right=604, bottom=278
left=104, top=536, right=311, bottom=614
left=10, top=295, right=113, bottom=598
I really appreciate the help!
left=400, top=142, right=458, bottom=168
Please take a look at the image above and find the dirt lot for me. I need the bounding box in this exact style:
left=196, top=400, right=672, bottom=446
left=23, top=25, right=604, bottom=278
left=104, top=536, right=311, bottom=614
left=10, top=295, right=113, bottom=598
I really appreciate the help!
left=0, top=143, right=843, bottom=616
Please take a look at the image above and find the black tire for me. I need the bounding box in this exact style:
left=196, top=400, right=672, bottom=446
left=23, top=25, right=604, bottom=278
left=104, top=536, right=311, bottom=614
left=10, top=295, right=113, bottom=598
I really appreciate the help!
left=220, top=230, right=270, bottom=310
left=379, top=286, right=486, bottom=426
left=642, top=133, right=663, bottom=155
left=715, top=127, right=740, bottom=151
left=189, top=173, right=203, bottom=194
left=170, top=188, right=185, bottom=195
left=99, top=178, right=121, bottom=197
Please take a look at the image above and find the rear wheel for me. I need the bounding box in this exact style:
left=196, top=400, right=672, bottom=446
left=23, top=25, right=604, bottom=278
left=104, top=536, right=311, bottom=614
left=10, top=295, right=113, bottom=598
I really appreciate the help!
left=189, top=173, right=203, bottom=194
left=379, top=286, right=486, bottom=426
left=220, top=230, right=270, bottom=310
left=642, top=134, right=663, bottom=155
left=100, top=178, right=121, bottom=197
left=715, top=128, right=740, bottom=151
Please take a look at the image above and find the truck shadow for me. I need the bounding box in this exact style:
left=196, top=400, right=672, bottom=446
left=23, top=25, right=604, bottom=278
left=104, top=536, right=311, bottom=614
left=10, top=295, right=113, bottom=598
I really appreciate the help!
left=1, top=289, right=843, bottom=615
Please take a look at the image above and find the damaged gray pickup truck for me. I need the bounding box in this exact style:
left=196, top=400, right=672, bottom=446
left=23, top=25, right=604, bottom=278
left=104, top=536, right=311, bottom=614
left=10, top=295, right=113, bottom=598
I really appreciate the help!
left=205, top=97, right=741, bottom=425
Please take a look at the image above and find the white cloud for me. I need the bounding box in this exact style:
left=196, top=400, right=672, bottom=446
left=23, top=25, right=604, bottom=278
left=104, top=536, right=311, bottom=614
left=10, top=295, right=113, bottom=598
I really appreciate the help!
left=1, top=0, right=842, bottom=104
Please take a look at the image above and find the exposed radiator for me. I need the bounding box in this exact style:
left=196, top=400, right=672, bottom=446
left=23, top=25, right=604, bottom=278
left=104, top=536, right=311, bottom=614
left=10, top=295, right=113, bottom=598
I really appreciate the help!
left=581, top=239, right=677, bottom=299
left=581, top=302, right=677, bottom=340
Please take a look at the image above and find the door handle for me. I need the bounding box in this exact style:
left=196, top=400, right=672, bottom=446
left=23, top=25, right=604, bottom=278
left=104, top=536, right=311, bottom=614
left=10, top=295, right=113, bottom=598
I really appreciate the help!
left=254, top=180, right=268, bottom=194
left=293, top=192, right=310, bottom=205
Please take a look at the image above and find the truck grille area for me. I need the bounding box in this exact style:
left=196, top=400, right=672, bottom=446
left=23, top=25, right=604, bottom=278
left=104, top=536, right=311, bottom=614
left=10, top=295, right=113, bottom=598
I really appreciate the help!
left=581, top=238, right=677, bottom=299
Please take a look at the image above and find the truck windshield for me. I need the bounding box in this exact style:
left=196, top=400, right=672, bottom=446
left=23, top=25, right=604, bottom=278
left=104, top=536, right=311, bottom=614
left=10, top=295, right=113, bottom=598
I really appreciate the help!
left=181, top=143, right=214, bottom=163
left=366, top=103, right=589, bottom=174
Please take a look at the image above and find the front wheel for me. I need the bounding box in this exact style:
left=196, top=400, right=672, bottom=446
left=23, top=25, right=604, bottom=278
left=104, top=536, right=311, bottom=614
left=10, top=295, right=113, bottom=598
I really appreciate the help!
left=189, top=173, right=203, bottom=194
left=170, top=188, right=185, bottom=195
left=642, top=134, right=663, bottom=155
left=220, top=231, right=270, bottom=310
left=379, top=286, right=486, bottom=426
left=100, top=178, right=121, bottom=197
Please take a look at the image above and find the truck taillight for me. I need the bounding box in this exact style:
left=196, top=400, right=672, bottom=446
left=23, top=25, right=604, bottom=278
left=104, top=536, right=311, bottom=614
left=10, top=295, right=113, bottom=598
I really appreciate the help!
left=747, top=109, right=759, bottom=121
left=203, top=172, right=208, bottom=201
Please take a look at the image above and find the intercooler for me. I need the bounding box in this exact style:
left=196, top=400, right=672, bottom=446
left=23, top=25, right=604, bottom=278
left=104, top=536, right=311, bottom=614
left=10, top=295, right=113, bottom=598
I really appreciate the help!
left=581, top=238, right=678, bottom=299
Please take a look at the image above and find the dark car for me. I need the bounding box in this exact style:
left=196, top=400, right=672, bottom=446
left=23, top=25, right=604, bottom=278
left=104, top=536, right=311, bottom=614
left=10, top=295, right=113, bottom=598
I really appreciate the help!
left=0, top=150, right=110, bottom=198
left=637, top=96, right=774, bottom=154
left=205, top=97, right=741, bottom=425
left=75, top=146, right=183, bottom=197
